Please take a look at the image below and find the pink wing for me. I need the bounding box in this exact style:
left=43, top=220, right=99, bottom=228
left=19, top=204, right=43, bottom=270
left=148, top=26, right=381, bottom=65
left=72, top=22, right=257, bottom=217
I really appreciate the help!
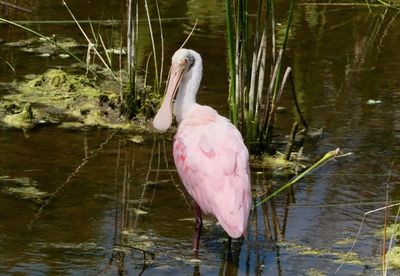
left=173, top=105, right=251, bottom=238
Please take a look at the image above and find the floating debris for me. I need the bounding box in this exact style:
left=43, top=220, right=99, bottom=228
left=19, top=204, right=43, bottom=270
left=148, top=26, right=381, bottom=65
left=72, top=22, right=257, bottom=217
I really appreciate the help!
left=129, top=135, right=145, bottom=144
left=57, top=122, right=86, bottom=129
left=106, top=48, right=127, bottom=55
left=334, top=237, right=354, bottom=246
left=279, top=241, right=364, bottom=266
left=367, top=99, right=382, bottom=105
left=5, top=36, right=81, bottom=57
left=38, top=53, right=51, bottom=57
left=58, top=54, right=70, bottom=58
left=189, top=258, right=201, bottom=264
left=120, top=231, right=157, bottom=251
left=306, top=128, right=323, bottom=140
left=35, top=241, right=104, bottom=251
left=0, top=176, right=49, bottom=204
left=132, top=208, right=148, bottom=215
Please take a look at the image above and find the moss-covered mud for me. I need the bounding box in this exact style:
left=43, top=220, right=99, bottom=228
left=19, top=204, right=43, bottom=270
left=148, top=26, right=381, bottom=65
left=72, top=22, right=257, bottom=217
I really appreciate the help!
left=0, top=69, right=155, bottom=131
left=250, top=151, right=307, bottom=176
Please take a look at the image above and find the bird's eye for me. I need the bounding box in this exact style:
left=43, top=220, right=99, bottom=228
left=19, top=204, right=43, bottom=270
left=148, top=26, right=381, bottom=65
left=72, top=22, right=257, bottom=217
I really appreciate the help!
left=182, top=58, right=188, bottom=65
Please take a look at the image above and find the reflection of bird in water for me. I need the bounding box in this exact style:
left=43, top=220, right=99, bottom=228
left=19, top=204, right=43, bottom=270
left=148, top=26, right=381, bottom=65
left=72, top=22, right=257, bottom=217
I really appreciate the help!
left=153, top=48, right=251, bottom=251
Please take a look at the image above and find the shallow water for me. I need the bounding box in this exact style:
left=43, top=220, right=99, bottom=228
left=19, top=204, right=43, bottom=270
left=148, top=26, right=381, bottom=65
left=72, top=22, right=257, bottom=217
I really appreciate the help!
left=1, top=1, right=400, bottom=275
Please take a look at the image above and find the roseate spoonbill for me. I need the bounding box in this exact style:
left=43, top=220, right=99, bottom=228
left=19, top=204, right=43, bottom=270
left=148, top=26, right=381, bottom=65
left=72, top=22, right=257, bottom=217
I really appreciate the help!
left=153, top=48, right=251, bottom=252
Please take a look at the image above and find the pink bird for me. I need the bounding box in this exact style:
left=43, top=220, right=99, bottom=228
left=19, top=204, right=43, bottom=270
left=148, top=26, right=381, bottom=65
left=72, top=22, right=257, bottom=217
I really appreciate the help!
left=153, top=48, right=251, bottom=252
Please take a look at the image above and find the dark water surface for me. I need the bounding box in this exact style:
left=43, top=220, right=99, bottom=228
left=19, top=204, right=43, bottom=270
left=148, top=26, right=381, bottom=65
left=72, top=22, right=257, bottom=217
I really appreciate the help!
left=1, top=1, right=400, bottom=275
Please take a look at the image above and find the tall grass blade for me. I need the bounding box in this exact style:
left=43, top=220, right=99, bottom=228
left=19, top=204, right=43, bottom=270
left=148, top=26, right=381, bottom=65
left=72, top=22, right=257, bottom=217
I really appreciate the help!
left=255, top=26, right=267, bottom=122
left=225, top=0, right=237, bottom=124
left=154, top=0, right=164, bottom=90
left=127, top=0, right=135, bottom=85
left=144, top=0, right=159, bottom=93
left=264, top=0, right=294, bottom=146
left=62, top=1, right=118, bottom=82
left=0, top=56, right=15, bottom=73
left=256, top=148, right=347, bottom=206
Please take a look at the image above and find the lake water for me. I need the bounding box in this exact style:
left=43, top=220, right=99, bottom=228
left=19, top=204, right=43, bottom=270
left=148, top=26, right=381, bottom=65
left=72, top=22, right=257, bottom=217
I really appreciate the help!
left=0, top=1, right=399, bottom=275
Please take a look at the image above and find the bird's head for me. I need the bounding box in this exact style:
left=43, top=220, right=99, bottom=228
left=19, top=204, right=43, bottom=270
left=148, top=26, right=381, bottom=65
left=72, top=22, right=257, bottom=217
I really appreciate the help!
left=171, top=48, right=194, bottom=71
left=152, top=48, right=196, bottom=132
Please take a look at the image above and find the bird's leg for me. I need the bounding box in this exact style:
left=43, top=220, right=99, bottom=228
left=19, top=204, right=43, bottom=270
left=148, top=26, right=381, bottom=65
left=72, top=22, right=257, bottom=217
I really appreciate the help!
left=227, top=236, right=233, bottom=260
left=227, top=236, right=232, bottom=252
left=193, top=203, right=203, bottom=252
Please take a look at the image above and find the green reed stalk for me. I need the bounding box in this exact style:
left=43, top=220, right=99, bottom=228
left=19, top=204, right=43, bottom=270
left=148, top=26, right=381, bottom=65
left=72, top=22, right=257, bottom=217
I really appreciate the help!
left=144, top=0, right=159, bottom=94
left=256, top=148, right=342, bottom=206
left=226, top=0, right=301, bottom=151
left=226, top=0, right=237, bottom=124
left=125, top=0, right=164, bottom=118
left=237, top=0, right=248, bottom=128
left=154, top=0, right=164, bottom=90
left=126, top=0, right=138, bottom=117
left=127, top=0, right=135, bottom=87
left=264, top=0, right=294, bottom=146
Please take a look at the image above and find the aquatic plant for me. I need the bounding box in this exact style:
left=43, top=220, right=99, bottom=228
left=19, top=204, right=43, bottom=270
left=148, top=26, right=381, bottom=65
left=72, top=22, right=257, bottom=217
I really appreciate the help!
left=225, top=0, right=307, bottom=152
left=64, top=0, right=164, bottom=119
left=125, top=0, right=164, bottom=119
left=336, top=198, right=400, bottom=274
left=0, top=0, right=164, bottom=121
left=255, top=148, right=351, bottom=206
left=365, top=0, right=400, bottom=10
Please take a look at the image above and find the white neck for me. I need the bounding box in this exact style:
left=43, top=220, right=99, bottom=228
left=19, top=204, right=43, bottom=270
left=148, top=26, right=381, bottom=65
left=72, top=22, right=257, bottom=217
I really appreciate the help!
left=174, top=50, right=202, bottom=124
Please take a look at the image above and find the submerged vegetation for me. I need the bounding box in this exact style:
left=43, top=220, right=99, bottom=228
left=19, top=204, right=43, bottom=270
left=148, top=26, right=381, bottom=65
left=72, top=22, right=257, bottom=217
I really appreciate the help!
left=0, top=176, right=49, bottom=205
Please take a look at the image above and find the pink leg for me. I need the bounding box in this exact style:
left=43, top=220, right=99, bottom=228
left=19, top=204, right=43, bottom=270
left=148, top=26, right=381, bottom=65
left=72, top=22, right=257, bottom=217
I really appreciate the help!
left=193, top=203, right=203, bottom=252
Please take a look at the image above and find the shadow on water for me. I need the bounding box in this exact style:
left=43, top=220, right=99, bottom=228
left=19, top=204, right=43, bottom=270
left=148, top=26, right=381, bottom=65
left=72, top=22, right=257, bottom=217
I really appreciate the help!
left=1, top=0, right=400, bottom=275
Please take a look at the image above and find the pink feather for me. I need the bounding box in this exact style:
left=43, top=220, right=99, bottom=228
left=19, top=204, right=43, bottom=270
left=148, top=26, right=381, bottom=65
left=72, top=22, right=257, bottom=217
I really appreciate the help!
left=153, top=49, right=251, bottom=247
left=173, top=105, right=251, bottom=238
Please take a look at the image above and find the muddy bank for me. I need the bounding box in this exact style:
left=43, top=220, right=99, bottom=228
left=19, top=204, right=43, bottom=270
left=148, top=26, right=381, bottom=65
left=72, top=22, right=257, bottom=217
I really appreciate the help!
left=0, top=69, right=155, bottom=131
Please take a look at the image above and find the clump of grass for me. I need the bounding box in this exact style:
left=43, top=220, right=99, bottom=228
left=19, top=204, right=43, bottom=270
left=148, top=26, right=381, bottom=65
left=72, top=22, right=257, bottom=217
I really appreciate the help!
left=225, top=0, right=307, bottom=152
left=124, top=0, right=164, bottom=119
